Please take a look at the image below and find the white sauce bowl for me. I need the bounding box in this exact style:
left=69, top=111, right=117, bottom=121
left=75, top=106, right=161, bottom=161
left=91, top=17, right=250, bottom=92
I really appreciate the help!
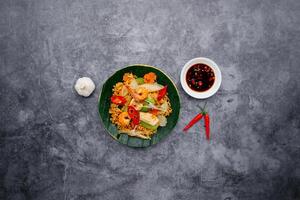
left=180, top=57, right=222, bottom=99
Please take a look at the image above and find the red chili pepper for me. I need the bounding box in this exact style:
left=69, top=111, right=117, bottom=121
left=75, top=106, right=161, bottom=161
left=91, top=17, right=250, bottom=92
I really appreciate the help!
left=150, top=108, right=159, bottom=115
left=204, top=113, right=210, bottom=140
left=157, top=86, right=167, bottom=101
left=183, top=113, right=203, bottom=132
left=128, top=106, right=140, bottom=125
left=110, top=95, right=127, bottom=105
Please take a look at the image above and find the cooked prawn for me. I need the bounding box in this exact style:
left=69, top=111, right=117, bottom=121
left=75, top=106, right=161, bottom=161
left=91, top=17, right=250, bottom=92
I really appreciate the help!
left=135, top=87, right=148, bottom=101
left=126, top=86, right=148, bottom=102
left=118, top=112, right=131, bottom=126
left=143, top=72, right=157, bottom=83
left=123, top=73, right=135, bottom=84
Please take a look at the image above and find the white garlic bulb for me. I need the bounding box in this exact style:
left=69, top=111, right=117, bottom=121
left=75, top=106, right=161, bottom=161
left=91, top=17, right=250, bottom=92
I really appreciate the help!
left=74, top=77, right=95, bottom=97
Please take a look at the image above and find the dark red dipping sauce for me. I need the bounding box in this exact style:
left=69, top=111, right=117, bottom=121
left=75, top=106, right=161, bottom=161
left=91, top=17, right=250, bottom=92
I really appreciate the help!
left=186, top=63, right=215, bottom=92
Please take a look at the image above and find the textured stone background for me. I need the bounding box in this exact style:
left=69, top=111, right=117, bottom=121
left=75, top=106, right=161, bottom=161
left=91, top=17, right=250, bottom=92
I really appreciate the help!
left=1, top=0, right=300, bottom=199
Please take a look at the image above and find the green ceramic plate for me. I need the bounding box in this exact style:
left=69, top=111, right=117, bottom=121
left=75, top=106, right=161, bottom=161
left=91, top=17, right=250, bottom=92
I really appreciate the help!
left=98, top=64, right=180, bottom=148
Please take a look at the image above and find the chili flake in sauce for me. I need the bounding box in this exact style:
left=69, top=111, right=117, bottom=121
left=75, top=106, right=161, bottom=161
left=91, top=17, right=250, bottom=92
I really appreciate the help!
left=186, top=63, right=215, bottom=92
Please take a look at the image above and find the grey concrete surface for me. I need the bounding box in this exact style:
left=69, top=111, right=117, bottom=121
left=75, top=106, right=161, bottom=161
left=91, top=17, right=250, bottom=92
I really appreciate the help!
left=1, top=0, right=300, bottom=199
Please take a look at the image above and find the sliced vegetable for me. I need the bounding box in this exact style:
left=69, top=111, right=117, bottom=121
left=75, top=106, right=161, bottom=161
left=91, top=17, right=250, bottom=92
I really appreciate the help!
left=139, top=83, right=163, bottom=92
left=140, top=112, right=159, bottom=126
left=140, top=106, right=149, bottom=112
left=145, top=97, right=162, bottom=111
left=157, top=86, right=167, bottom=101
left=111, top=95, right=127, bottom=105
left=160, top=101, right=169, bottom=112
left=129, top=79, right=138, bottom=89
left=128, top=106, right=140, bottom=125
left=141, top=99, right=163, bottom=112
left=145, top=97, right=155, bottom=104
left=157, top=115, right=167, bottom=127
left=120, top=86, right=128, bottom=96
left=135, top=77, right=144, bottom=85
left=147, top=103, right=162, bottom=111
left=143, top=97, right=161, bottom=112
left=140, top=121, right=159, bottom=130
left=129, top=99, right=143, bottom=110
left=150, top=109, right=159, bottom=115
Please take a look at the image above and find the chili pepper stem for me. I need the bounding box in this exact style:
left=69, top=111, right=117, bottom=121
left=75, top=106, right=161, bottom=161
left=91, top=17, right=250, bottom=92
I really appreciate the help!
left=196, top=102, right=207, bottom=114
left=203, top=102, right=207, bottom=111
